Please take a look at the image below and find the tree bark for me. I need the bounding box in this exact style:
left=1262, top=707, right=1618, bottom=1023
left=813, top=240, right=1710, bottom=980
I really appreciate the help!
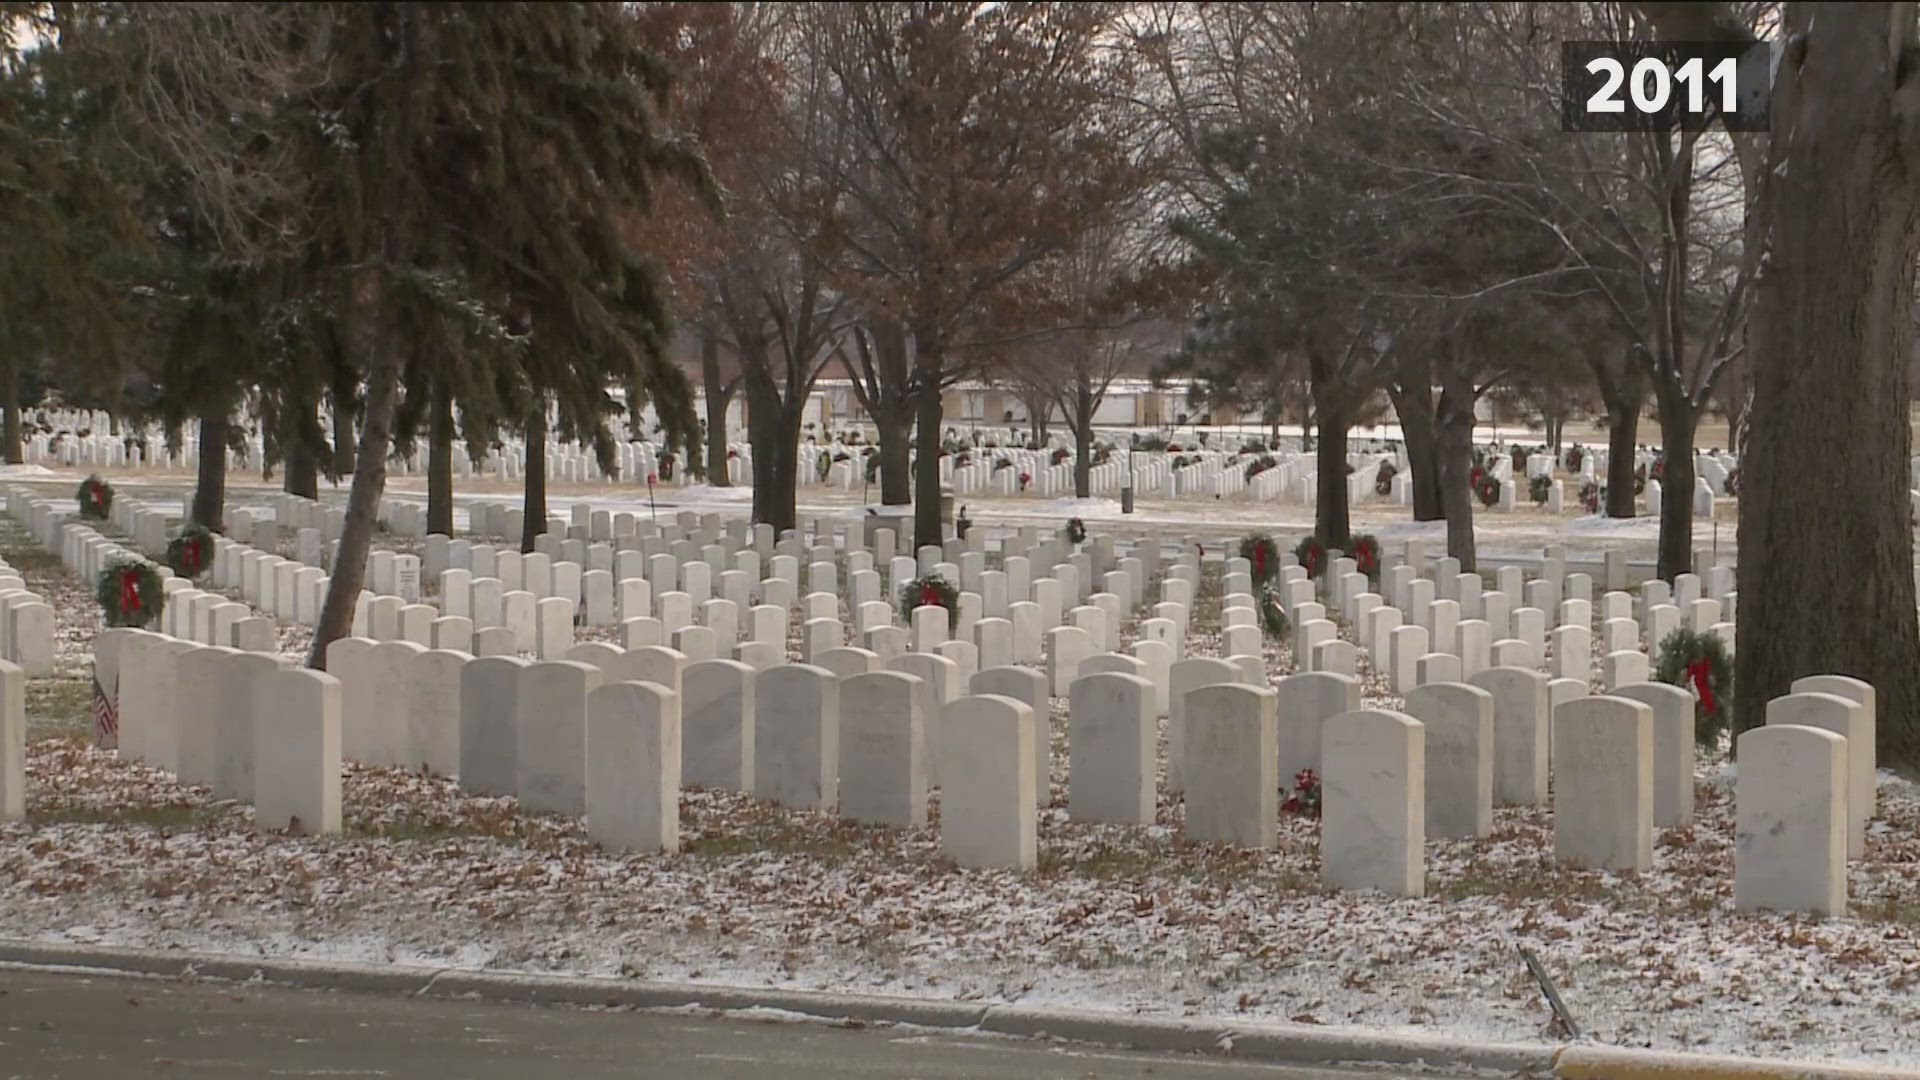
left=1604, top=396, right=1640, bottom=518
left=1072, top=379, right=1094, bottom=499
left=284, top=427, right=320, bottom=499
left=1733, top=3, right=1920, bottom=763
left=745, top=370, right=803, bottom=533
left=308, top=346, right=400, bottom=668
left=1312, top=397, right=1351, bottom=549
left=331, top=395, right=356, bottom=476
left=874, top=410, right=911, bottom=505
left=191, top=415, right=228, bottom=532
left=1435, top=376, right=1479, bottom=572
left=701, top=325, right=733, bottom=486
left=1389, top=382, right=1444, bottom=521
left=912, top=379, right=946, bottom=550
left=1653, top=386, right=1697, bottom=581
left=1, top=366, right=20, bottom=465
left=521, top=409, right=547, bottom=553
left=427, top=378, right=455, bottom=536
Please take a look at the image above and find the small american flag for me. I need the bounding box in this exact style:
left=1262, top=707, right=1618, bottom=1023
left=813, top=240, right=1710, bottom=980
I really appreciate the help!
left=93, top=675, right=118, bottom=750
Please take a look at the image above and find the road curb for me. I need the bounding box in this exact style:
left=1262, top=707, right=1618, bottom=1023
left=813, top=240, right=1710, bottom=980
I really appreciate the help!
left=2, top=941, right=1914, bottom=1079
left=1550, top=1045, right=1920, bottom=1080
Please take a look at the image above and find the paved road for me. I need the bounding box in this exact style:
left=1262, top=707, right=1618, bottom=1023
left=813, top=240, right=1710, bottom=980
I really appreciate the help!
left=0, top=968, right=1456, bottom=1080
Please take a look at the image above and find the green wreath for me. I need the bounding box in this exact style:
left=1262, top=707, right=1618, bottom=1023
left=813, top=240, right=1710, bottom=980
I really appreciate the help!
left=166, top=522, right=216, bottom=579
left=1350, top=533, right=1381, bottom=579
left=1294, top=535, right=1326, bottom=578
left=1256, top=587, right=1289, bottom=640
left=899, top=573, right=960, bottom=622
left=77, top=474, right=113, bottom=520
left=1064, top=517, right=1087, bottom=545
left=1239, top=532, right=1281, bottom=588
left=96, top=556, right=166, bottom=629
left=1529, top=474, right=1552, bottom=505
left=1653, top=627, right=1734, bottom=751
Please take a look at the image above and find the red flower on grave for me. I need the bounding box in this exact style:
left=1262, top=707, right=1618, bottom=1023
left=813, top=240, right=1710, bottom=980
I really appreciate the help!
left=1019, top=470, right=1031, bottom=490
left=646, top=472, right=659, bottom=486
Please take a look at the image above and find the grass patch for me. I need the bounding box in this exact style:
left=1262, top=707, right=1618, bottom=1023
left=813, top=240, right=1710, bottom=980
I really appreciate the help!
left=31, top=802, right=220, bottom=830
left=26, top=677, right=93, bottom=740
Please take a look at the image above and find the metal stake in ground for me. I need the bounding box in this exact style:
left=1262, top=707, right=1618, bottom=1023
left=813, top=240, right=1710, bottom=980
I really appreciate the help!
left=1520, top=947, right=1581, bottom=1040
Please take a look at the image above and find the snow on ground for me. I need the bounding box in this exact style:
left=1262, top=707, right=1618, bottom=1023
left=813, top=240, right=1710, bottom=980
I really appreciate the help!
left=4, top=512, right=1917, bottom=1072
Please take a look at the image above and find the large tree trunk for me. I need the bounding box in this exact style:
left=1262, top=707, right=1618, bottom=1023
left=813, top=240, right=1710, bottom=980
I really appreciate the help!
left=1072, top=381, right=1094, bottom=499
left=875, top=409, right=911, bottom=505
left=1, top=367, right=20, bottom=465
left=427, top=378, right=454, bottom=536
left=1604, top=395, right=1641, bottom=518
left=1312, top=397, right=1351, bottom=549
left=1389, top=382, right=1444, bottom=521
left=331, top=395, right=356, bottom=476
left=308, top=348, right=401, bottom=668
left=191, top=415, right=228, bottom=532
left=745, top=372, right=802, bottom=533
left=912, top=380, right=946, bottom=550
left=284, top=431, right=320, bottom=499
left=1435, top=381, right=1478, bottom=572
left=1734, top=4, right=1920, bottom=763
left=701, top=326, right=733, bottom=486
left=1653, top=387, right=1697, bottom=581
left=521, top=409, right=547, bottom=553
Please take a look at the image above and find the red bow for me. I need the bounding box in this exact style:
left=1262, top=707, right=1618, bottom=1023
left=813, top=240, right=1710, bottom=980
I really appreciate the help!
left=1356, top=544, right=1375, bottom=574
left=182, top=539, right=202, bottom=575
left=1689, top=658, right=1716, bottom=714
left=120, top=569, right=142, bottom=613
left=920, top=583, right=941, bottom=607
left=646, top=472, right=659, bottom=485
left=1252, top=544, right=1267, bottom=578
left=1305, top=547, right=1319, bottom=575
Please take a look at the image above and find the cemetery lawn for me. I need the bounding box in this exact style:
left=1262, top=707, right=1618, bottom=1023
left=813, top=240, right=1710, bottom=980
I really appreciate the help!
left=7, top=733, right=1920, bottom=1073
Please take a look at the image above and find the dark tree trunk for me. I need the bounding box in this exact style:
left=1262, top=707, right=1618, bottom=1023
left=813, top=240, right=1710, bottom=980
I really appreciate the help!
left=912, top=379, right=946, bottom=550
left=1390, top=382, right=1444, bottom=521
left=1, top=367, right=20, bottom=465
left=1733, top=2, right=1920, bottom=763
left=309, top=345, right=401, bottom=668
left=331, top=395, right=356, bottom=476
left=876, top=410, right=911, bottom=505
left=1653, top=387, right=1697, bottom=581
left=521, top=410, right=547, bottom=553
left=748, top=401, right=802, bottom=534
left=284, top=431, right=320, bottom=498
left=744, top=366, right=803, bottom=533
left=1312, top=397, right=1351, bottom=549
left=1435, top=378, right=1478, bottom=572
left=1605, top=398, right=1640, bottom=518
left=701, top=326, right=733, bottom=486
left=1072, top=381, right=1094, bottom=499
left=191, top=415, right=228, bottom=532
left=427, top=378, right=454, bottom=536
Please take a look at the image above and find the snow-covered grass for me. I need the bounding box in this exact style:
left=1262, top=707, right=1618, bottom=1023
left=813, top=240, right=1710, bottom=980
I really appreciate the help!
left=8, top=734, right=1920, bottom=1070
left=8, top=492, right=1920, bottom=1071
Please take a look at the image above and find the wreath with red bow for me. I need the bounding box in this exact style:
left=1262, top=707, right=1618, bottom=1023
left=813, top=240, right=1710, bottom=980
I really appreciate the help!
left=1475, top=472, right=1502, bottom=508
left=1350, top=533, right=1381, bottom=579
left=1239, top=532, right=1281, bottom=588
left=165, top=522, right=216, bottom=579
left=1064, top=517, right=1087, bottom=545
left=898, top=573, right=960, bottom=623
left=96, top=556, right=165, bottom=629
left=1293, top=535, right=1327, bottom=579
left=77, top=474, right=114, bottom=521
left=1653, top=627, right=1734, bottom=751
